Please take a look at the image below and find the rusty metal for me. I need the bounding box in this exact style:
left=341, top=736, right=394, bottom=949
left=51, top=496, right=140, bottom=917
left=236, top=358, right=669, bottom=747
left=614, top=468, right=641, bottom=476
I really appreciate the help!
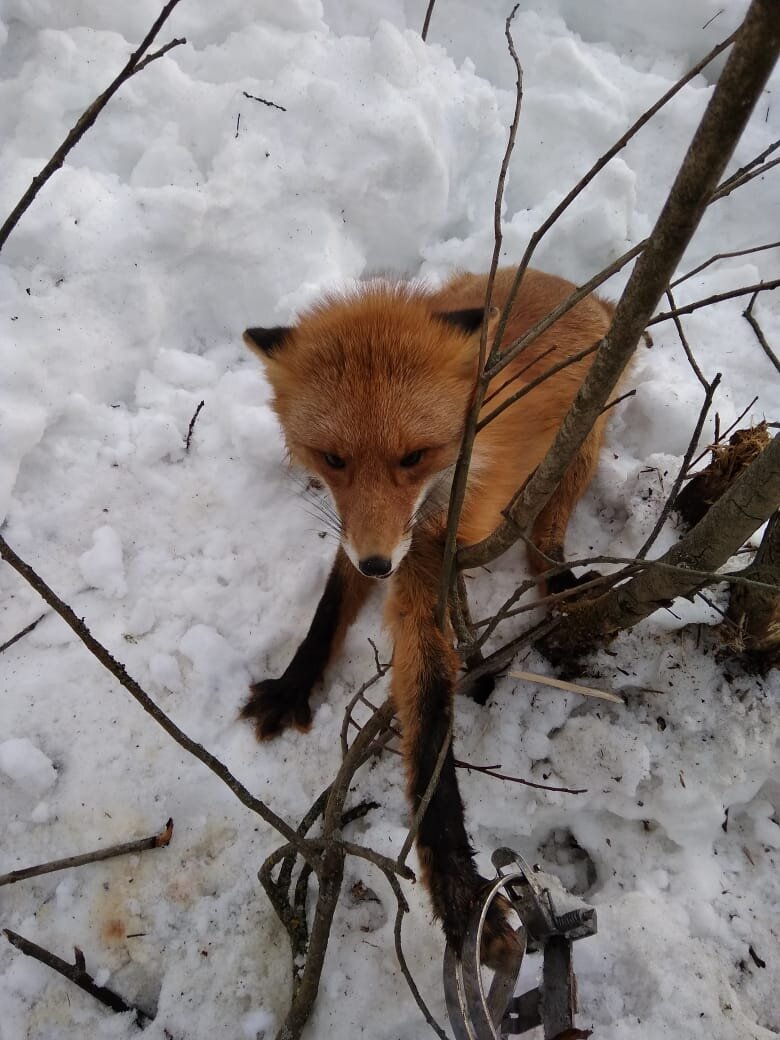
left=443, top=848, right=597, bottom=1039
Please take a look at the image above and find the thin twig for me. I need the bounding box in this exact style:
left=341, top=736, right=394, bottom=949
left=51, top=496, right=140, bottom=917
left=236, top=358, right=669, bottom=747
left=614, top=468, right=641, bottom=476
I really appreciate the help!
left=709, top=139, right=780, bottom=203
left=242, top=91, right=286, bottom=112
left=744, top=290, right=780, bottom=373
left=478, top=340, right=601, bottom=431
left=3, top=929, right=154, bottom=1026
left=0, top=0, right=186, bottom=253
left=638, top=374, right=722, bottom=559
left=648, top=279, right=780, bottom=325
left=0, top=612, right=47, bottom=654
left=382, top=865, right=451, bottom=1040
left=665, top=286, right=710, bottom=389
left=421, top=0, right=437, bottom=42
left=601, top=386, right=638, bottom=415
left=671, top=239, right=780, bottom=287
left=0, top=534, right=310, bottom=857
left=338, top=841, right=415, bottom=881
left=0, top=819, right=173, bottom=887
left=184, top=400, right=205, bottom=451
left=339, top=666, right=391, bottom=758
left=454, top=759, right=586, bottom=794
left=436, top=4, right=524, bottom=628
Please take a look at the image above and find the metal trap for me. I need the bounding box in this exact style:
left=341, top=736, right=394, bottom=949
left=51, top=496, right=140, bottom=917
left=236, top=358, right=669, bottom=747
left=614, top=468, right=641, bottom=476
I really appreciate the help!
left=443, top=848, right=597, bottom=1040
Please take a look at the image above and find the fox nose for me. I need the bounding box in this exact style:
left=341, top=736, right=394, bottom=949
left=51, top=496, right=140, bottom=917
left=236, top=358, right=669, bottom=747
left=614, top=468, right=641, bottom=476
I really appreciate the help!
left=359, top=555, right=393, bottom=578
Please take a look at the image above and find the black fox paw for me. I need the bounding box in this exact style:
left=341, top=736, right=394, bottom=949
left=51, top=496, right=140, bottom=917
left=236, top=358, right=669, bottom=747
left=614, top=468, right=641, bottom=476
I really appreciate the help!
left=241, top=677, right=312, bottom=740
left=547, top=567, right=603, bottom=597
left=479, top=893, right=523, bottom=971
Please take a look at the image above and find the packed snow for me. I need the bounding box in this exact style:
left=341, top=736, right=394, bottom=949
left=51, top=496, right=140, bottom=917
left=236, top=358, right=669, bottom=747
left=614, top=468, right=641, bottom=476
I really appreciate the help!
left=1, top=2, right=778, bottom=1039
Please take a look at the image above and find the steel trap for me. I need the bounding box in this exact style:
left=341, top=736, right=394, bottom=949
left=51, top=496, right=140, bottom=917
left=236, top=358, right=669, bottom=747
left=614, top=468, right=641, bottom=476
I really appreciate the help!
left=443, top=848, right=597, bottom=1040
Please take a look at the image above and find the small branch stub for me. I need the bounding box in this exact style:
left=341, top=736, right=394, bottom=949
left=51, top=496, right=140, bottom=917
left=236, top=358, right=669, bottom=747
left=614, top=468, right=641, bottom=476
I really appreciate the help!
left=3, top=929, right=154, bottom=1026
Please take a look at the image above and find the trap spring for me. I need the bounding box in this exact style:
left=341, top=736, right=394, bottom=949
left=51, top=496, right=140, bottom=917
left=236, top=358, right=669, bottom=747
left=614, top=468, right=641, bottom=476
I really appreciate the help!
left=443, top=848, right=597, bottom=1039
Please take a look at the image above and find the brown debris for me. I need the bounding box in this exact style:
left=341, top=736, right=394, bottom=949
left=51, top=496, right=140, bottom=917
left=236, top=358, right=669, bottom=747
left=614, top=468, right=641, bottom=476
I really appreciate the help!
left=676, top=423, right=770, bottom=527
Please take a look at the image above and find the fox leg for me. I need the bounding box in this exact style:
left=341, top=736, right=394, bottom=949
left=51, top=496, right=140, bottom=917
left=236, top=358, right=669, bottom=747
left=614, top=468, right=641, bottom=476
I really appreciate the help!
left=242, top=547, right=372, bottom=740
left=528, top=425, right=603, bottom=594
left=386, top=534, right=519, bottom=967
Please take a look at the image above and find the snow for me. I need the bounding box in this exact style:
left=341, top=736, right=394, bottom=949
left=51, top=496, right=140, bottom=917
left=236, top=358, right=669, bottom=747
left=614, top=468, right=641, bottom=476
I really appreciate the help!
left=0, top=2, right=778, bottom=1039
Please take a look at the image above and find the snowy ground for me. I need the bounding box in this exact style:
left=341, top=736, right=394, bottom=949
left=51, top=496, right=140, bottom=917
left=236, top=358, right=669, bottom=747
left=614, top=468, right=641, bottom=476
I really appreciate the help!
left=1, top=1, right=779, bottom=1038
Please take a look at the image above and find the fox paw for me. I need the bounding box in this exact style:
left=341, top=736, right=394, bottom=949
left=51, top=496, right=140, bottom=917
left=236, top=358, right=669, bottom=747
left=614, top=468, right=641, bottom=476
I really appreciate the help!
left=440, top=869, right=522, bottom=971
left=240, top=677, right=312, bottom=740
left=547, top=567, right=603, bottom=597
left=479, top=893, right=523, bottom=971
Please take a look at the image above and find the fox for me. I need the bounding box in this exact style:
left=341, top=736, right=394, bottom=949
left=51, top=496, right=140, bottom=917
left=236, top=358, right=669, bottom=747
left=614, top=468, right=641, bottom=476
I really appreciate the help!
left=241, top=266, right=613, bottom=967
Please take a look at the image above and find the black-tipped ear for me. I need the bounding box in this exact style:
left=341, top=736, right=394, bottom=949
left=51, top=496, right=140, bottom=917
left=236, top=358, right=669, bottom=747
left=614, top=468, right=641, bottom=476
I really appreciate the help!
left=434, top=308, right=486, bottom=334
left=243, top=326, right=291, bottom=358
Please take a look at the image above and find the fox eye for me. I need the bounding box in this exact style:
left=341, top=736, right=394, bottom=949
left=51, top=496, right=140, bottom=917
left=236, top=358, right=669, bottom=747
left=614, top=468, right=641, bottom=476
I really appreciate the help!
left=323, top=452, right=346, bottom=470
left=400, top=449, right=424, bottom=468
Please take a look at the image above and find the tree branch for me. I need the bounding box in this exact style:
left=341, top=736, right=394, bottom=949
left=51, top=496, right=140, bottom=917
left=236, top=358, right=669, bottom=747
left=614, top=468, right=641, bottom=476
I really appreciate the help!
left=542, top=434, right=780, bottom=656
left=744, top=290, right=780, bottom=373
left=3, top=929, right=154, bottom=1026
left=0, top=819, right=172, bottom=887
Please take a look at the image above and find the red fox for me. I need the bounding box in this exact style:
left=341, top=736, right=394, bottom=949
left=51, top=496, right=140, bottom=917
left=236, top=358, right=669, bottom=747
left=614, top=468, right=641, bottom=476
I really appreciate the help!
left=242, top=267, right=613, bottom=966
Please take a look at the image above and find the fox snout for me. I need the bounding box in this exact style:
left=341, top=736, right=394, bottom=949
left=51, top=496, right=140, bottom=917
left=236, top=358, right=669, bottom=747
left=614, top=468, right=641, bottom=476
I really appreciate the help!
left=341, top=531, right=413, bottom=579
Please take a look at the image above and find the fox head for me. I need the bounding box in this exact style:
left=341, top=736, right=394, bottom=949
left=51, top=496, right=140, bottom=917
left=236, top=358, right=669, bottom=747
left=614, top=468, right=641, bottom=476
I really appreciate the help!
left=245, top=284, right=494, bottom=578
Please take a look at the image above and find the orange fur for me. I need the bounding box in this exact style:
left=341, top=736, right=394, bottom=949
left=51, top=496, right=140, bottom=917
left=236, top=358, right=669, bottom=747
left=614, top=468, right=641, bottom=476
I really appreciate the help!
left=242, top=267, right=614, bottom=963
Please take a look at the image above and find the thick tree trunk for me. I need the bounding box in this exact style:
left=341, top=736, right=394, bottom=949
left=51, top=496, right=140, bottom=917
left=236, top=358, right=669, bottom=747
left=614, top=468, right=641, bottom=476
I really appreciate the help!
left=540, top=436, right=780, bottom=658
left=725, top=511, right=780, bottom=668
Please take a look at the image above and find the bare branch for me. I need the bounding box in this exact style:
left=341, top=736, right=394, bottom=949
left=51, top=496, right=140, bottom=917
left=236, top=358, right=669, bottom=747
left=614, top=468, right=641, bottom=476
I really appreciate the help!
left=185, top=400, right=205, bottom=452
left=0, top=612, right=47, bottom=655
left=454, top=759, right=586, bottom=794
left=242, top=91, right=287, bottom=112
left=744, top=290, right=780, bottom=373
left=542, top=433, right=780, bottom=657
left=665, top=286, right=710, bottom=389
left=0, top=819, right=172, bottom=887
left=670, top=239, right=780, bottom=288
left=3, top=929, right=153, bottom=1025
left=436, top=4, right=524, bottom=628
left=648, top=279, right=780, bottom=325
left=421, top=0, right=437, bottom=42
left=0, top=0, right=186, bottom=254
left=636, top=373, right=722, bottom=559
left=709, top=138, right=780, bottom=203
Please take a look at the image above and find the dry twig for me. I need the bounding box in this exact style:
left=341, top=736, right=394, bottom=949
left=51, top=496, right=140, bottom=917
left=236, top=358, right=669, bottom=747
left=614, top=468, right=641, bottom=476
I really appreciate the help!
left=744, top=290, right=780, bottom=374
left=436, top=4, right=524, bottom=627
left=185, top=400, right=205, bottom=451
left=3, top=929, right=154, bottom=1026
left=0, top=819, right=172, bottom=887
left=0, top=612, right=47, bottom=655
left=421, top=0, right=437, bottom=42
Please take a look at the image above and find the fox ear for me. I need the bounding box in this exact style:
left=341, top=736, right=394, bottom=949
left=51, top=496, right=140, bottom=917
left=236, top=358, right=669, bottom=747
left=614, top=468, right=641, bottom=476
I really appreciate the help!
left=243, top=326, right=291, bottom=359
left=435, top=308, right=485, bottom=334
left=435, top=305, right=501, bottom=337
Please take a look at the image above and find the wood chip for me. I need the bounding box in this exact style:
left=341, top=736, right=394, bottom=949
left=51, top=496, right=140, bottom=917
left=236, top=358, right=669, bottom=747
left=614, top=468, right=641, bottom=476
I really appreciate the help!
left=509, top=669, right=625, bottom=704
